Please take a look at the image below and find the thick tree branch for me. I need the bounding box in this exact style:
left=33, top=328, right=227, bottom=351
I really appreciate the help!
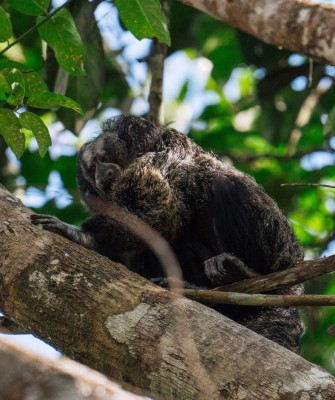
left=179, top=0, right=335, bottom=65
left=0, top=336, right=145, bottom=400
left=1, top=185, right=335, bottom=399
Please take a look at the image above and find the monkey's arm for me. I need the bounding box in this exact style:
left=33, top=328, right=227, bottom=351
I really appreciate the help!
left=31, top=214, right=95, bottom=248
left=32, top=157, right=185, bottom=260
left=31, top=212, right=147, bottom=259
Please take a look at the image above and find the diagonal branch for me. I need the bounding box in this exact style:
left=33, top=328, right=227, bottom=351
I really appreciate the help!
left=178, top=0, right=335, bottom=65
left=215, top=256, right=335, bottom=294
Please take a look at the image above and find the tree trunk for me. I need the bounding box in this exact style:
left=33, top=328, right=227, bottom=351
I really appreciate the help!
left=178, top=0, right=335, bottom=65
left=0, top=336, right=145, bottom=400
left=1, top=184, right=335, bottom=399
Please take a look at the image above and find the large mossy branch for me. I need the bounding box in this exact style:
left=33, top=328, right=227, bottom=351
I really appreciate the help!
left=1, top=184, right=335, bottom=399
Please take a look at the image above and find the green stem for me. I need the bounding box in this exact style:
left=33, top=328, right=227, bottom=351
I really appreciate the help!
left=0, top=0, right=73, bottom=57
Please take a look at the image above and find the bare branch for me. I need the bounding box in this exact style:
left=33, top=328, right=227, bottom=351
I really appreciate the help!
left=147, top=0, right=169, bottom=124
left=0, top=336, right=145, bottom=400
left=178, top=0, right=335, bottom=65
left=281, top=183, right=335, bottom=189
left=216, top=256, right=335, bottom=294
left=182, top=291, right=335, bottom=307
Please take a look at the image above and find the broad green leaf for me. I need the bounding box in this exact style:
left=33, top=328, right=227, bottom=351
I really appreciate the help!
left=3, top=68, right=25, bottom=106
left=0, top=108, right=25, bottom=158
left=19, top=111, right=51, bottom=157
left=114, top=0, right=170, bottom=45
left=27, top=92, right=83, bottom=114
left=0, top=6, right=12, bottom=42
left=37, top=8, right=85, bottom=76
left=7, top=0, right=49, bottom=16
left=0, top=60, right=48, bottom=95
left=0, top=73, right=11, bottom=101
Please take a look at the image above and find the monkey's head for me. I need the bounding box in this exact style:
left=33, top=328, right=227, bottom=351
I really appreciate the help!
left=77, top=115, right=167, bottom=203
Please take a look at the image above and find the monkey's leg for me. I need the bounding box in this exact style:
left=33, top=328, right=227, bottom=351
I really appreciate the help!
left=204, top=253, right=259, bottom=285
left=237, top=286, right=304, bottom=354
left=31, top=214, right=94, bottom=248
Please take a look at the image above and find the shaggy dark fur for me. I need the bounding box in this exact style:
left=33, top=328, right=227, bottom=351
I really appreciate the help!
left=32, top=115, right=304, bottom=353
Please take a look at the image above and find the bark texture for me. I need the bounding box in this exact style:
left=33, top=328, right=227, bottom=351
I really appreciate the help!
left=179, top=0, right=335, bottom=65
left=1, top=184, right=335, bottom=399
left=0, top=336, right=145, bottom=400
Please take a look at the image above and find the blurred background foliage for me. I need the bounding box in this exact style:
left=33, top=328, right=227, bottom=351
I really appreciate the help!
left=0, top=0, right=335, bottom=372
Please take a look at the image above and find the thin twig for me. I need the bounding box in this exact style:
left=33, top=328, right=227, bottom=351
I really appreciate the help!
left=215, top=255, right=335, bottom=294
left=281, top=183, right=335, bottom=189
left=182, top=291, right=335, bottom=307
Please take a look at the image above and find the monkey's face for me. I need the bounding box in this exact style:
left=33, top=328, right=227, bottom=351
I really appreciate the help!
left=77, top=133, right=126, bottom=202
left=77, top=115, right=166, bottom=206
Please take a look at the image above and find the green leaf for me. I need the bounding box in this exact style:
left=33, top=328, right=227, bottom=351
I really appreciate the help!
left=0, top=6, right=12, bottom=42
left=0, top=108, right=25, bottom=158
left=37, top=8, right=85, bottom=76
left=19, top=111, right=51, bottom=157
left=0, top=73, right=11, bottom=101
left=0, top=60, right=48, bottom=95
left=7, top=0, right=49, bottom=16
left=3, top=68, right=25, bottom=106
left=114, top=0, right=170, bottom=45
left=27, top=92, right=83, bottom=114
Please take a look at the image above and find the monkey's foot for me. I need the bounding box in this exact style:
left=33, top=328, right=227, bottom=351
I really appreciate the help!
left=204, top=253, right=259, bottom=285
left=31, top=214, right=94, bottom=248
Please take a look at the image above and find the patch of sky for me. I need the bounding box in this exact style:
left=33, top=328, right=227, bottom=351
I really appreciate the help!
left=326, top=65, right=335, bottom=77
left=163, top=52, right=219, bottom=131
left=326, top=199, right=335, bottom=213
left=0, top=333, right=60, bottom=359
left=322, top=240, right=335, bottom=257
left=22, top=171, right=72, bottom=209
left=291, top=76, right=308, bottom=91
left=223, top=68, right=241, bottom=102
left=301, top=152, right=335, bottom=170
left=254, top=68, right=266, bottom=80
left=288, top=54, right=305, bottom=66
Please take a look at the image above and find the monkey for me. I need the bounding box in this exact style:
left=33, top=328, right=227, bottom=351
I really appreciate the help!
left=31, top=114, right=304, bottom=353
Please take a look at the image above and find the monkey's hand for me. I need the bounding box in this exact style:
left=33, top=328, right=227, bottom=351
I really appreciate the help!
left=31, top=214, right=94, bottom=249
left=204, top=253, right=259, bottom=285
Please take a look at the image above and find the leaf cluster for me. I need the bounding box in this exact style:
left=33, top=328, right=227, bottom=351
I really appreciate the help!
left=0, top=0, right=85, bottom=157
